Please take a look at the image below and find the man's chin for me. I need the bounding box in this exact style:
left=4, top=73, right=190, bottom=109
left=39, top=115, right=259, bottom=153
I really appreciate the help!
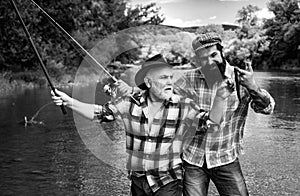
left=161, top=91, right=173, bottom=100
left=201, top=67, right=223, bottom=87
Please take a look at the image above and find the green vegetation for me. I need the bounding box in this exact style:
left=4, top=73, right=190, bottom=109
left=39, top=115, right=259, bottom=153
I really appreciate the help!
left=0, top=0, right=163, bottom=72
left=0, top=0, right=299, bottom=96
left=226, top=0, right=300, bottom=70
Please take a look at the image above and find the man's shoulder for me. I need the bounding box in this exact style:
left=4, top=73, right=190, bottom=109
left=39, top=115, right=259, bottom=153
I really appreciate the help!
left=170, top=94, right=195, bottom=105
left=184, top=69, right=205, bottom=79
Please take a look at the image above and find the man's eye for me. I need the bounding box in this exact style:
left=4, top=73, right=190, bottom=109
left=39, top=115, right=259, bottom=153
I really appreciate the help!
left=211, top=52, right=218, bottom=58
left=160, top=76, right=172, bottom=79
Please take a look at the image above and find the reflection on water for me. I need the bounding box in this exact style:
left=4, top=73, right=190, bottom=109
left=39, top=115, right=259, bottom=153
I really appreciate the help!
left=0, top=72, right=299, bottom=195
left=0, top=88, right=129, bottom=196
left=240, top=72, right=300, bottom=196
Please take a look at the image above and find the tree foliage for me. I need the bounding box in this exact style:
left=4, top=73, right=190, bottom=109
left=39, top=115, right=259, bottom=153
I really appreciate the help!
left=196, top=24, right=225, bottom=37
left=0, top=0, right=164, bottom=71
left=235, top=4, right=261, bottom=39
left=236, top=4, right=260, bottom=26
left=263, top=0, right=300, bottom=69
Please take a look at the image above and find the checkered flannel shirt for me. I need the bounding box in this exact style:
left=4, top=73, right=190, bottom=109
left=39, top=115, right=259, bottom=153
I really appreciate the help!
left=175, top=64, right=275, bottom=169
left=93, top=91, right=211, bottom=192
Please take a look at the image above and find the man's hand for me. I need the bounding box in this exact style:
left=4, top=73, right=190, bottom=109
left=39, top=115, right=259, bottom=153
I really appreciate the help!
left=216, top=78, right=235, bottom=100
left=116, top=80, right=133, bottom=96
left=210, top=79, right=234, bottom=124
left=234, top=62, right=258, bottom=91
left=51, top=89, right=73, bottom=107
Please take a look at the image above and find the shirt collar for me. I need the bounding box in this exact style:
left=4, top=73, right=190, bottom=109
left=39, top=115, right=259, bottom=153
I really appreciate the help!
left=224, top=62, right=234, bottom=79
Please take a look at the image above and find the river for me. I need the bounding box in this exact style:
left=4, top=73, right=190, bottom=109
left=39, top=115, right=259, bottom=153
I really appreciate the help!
left=0, top=71, right=299, bottom=196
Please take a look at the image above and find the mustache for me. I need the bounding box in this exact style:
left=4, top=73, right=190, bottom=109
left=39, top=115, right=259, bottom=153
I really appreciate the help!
left=216, top=61, right=226, bottom=77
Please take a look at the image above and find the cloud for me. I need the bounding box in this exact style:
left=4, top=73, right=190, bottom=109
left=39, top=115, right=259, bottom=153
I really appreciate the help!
left=209, top=16, right=217, bottom=20
left=162, top=17, right=203, bottom=27
left=255, top=8, right=274, bottom=19
left=218, top=0, right=249, bottom=1
left=130, top=0, right=182, bottom=5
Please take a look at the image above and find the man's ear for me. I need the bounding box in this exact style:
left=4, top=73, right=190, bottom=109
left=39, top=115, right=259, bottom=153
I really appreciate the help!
left=144, top=77, right=152, bottom=88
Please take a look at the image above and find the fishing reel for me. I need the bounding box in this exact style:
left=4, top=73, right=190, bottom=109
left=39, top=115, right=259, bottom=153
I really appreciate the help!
left=103, top=77, right=118, bottom=98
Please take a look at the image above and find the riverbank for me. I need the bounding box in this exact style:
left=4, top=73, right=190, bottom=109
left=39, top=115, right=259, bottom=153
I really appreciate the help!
left=0, top=70, right=76, bottom=98
left=1, top=66, right=300, bottom=98
left=0, top=71, right=299, bottom=195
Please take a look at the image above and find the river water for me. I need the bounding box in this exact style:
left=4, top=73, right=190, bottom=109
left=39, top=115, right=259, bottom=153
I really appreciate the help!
left=0, top=72, right=299, bottom=196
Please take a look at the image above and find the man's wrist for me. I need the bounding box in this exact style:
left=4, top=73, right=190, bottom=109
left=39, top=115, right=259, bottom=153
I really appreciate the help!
left=214, top=95, right=227, bottom=101
left=246, top=80, right=259, bottom=92
left=67, top=98, right=74, bottom=108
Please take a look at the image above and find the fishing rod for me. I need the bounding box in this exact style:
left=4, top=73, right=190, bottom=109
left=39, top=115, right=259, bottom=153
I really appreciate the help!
left=9, top=0, right=67, bottom=115
left=28, top=0, right=140, bottom=104
left=29, top=0, right=117, bottom=82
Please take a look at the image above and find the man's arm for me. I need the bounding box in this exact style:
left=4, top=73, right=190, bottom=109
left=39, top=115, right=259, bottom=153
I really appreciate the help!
left=188, top=79, right=234, bottom=133
left=115, top=80, right=141, bottom=97
left=235, top=63, right=275, bottom=114
left=52, top=89, right=118, bottom=122
left=209, top=79, right=235, bottom=124
left=173, top=70, right=200, bottom=99
left=51, top=89, right=95, bottom=120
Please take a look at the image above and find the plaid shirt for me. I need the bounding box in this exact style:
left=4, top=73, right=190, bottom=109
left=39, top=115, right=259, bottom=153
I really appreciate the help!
left=175, top=64, right=275, bottom=169
left=94, top=91, right=211, bottom=192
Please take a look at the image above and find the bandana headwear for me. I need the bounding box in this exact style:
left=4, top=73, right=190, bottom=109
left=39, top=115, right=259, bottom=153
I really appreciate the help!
left=192, top=33, right=222, bottom=51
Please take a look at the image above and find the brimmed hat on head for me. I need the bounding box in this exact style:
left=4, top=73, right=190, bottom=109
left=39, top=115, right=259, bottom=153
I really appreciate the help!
left=192, top=32, right=222, bottom=52
left=135, top=54, right=170, bottom=90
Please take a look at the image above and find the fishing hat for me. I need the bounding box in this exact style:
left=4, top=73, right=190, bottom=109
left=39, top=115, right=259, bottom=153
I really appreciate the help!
left=135, top=54, right=170, bottom=90
left=192, top=32, right=222, bottom=51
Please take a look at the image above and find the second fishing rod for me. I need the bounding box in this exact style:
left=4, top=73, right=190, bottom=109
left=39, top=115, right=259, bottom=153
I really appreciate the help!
left=29, top=0, right=116, bottom=82
left=28, top=0, right=139, bottom=103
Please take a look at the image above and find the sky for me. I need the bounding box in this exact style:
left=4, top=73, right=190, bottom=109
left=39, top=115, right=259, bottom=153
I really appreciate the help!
left=129, top=0, right=274, bottom=27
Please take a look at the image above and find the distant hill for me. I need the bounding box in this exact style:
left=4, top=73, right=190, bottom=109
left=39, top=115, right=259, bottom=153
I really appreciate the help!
left=157, top=23, right=240, bottom=33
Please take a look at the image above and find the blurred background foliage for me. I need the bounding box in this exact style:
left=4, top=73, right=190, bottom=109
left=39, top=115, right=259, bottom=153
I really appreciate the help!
left=0, top=0, right=299, bottom=78
left=0, top=0, right=164, bottom=72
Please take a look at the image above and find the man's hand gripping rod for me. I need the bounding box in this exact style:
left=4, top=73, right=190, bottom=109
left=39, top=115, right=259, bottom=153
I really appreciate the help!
left=10, top=0, right=67, bottom=114
left=29, top=0, right=138, bottom=103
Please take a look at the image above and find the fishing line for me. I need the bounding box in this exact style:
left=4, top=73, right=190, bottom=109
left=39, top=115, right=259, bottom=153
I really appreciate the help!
left=28, top=0, right=117, bottom=81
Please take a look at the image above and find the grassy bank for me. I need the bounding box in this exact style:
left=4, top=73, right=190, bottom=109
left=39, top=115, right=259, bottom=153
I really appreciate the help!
left=2, top=64, right=299, bottom=98
left=0, top=70, right=76, bottom=97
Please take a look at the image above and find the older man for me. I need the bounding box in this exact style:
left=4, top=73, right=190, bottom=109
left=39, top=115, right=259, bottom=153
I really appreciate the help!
left=52, top=54, right=233, bottom=196
left=175, top=33, right=275, bottom=196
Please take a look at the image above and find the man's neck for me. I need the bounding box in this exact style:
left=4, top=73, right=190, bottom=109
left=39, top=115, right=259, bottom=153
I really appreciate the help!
left=148, top=92, right=164, bottom=103
left=147, top=96, right=163, bottom=126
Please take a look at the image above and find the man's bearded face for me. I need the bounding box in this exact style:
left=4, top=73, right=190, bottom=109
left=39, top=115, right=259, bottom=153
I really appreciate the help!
left=195, top=45, right=226, bottom=84
left=145, top=66, right=174, bottom=101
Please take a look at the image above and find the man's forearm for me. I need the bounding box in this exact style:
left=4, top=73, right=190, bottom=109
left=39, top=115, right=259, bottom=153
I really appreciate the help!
left=248, top=86, right=271, bottom=109
left=209, top=96, right=225, bottom=124
left=67, top=99, right=95, bottom=120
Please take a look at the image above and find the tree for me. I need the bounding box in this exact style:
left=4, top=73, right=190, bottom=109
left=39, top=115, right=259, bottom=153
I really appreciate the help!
left=235, top=4, right=261, bottom=39
left=0, top=0, right=164, bottom=71
left=236, top=4, right=260, bottom=26
left=196, top=24, right=225, bottom=37
left=263, top=0, right=300, bottom=69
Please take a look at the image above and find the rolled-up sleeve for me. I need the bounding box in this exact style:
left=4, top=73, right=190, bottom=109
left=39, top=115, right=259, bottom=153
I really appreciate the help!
left=250, top=89, right=275, bottom=114
left=93, top=102, right=116, bottom=123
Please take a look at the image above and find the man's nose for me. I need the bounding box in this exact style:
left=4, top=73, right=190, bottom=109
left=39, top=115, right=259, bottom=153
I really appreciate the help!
left=167, top=76, right=173, bottom=84
left=208, top=57, right=215, bottom=65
